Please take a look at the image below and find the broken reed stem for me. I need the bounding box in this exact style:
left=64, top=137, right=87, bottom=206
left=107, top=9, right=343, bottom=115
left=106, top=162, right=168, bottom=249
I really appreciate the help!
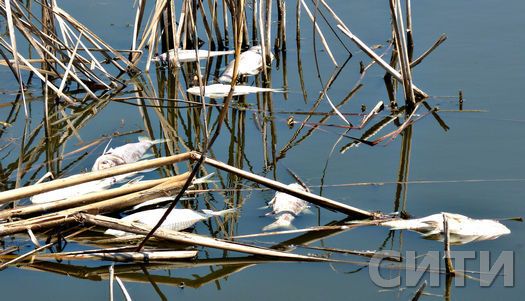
left=411, top=280, right=427, bottom=301
left=300, top=0, right=338, bottom=66
left=190, top=151, right=374, bottom=218
left=0, top=242, right=55, bottom=271
left=316, top=0, right=428, bottom=99
left=410, top=34, right=446, bottom=68
left=0, top=152, right=191, bottom=204
left=390, top=0, right=416, bottom=107
left=443, top=213, right=456, bottom=275
left=80, top=213, right=334, bottom=262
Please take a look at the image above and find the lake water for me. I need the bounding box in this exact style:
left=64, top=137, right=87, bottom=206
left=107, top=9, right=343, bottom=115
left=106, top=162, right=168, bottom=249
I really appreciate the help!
left=0, top=0, right=523, bottom=300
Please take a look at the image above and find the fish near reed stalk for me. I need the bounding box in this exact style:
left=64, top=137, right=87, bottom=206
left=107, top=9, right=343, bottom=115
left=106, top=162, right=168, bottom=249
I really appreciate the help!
left=92, top=137, right=166, bottom=171
left=263, top=183, right=311, bottom=231
left=187, top=83, right=283, bottom=99
left=218, top=45, right=274, bottom=83
left=30, top=176, right=117, bottom=204
left=104, top=208, right=236, bottom=236
left=152, top=49, right=235, bottom=64
left=380, top=212, right=511, bottom=244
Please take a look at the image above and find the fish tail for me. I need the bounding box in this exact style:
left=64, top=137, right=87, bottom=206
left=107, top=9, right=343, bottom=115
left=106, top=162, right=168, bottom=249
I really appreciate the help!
left=202, top=208, right=237, bottom=217
left=138, top=136, right=170, bottom=145
left=219, top=74, right=232, bottom=84
left=192, top=172, right=216, bottom=184
left=262, top=216, right=297, bottom=231
left=104, top=228, right=126, bottom=237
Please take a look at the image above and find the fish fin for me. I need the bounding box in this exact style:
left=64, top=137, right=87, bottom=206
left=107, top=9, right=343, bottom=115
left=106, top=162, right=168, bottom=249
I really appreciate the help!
left=102, top=138, right=113, bottom=154
left=140, top=153, right=155, bottom=159
left=302, top=208, right=314, bottom=215
left=125, top=176, right=144, bottom=185
left=262, top=220, right=297, bottom=231
left=202, top=208, right=237, bottom=217
left=192, top=173, right=215, bottom=184
left=138, top=136, right=169, bottom=144
left=257, top=205, right=270, bottom=210
left=104, top=228, right=126, bottom=237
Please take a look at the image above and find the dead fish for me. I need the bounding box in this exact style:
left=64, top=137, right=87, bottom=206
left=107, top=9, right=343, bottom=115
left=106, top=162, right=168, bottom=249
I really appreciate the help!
left=30, top=175, right=117, bottom=204
left=152, top=49, right=235, bottom=64
left=219, top=45, right=274, bottom=83
left=187, top=83, right=282, bottom=99
left=105, top=208, right=236, bottom=236
left=92, top=137, right=166, bottom=171
left=380, top=212, right=511, bottom=245
left=263, top=183, right=311, bottom=231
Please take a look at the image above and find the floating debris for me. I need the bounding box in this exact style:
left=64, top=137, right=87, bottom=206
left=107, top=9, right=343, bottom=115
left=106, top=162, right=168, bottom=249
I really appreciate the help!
left=187, top=83, right=282, bottom=98
left=92, top=137, right=166, bottom=171
left=152, top=49, right=235, bottom=64
left=219, top=45, right=274, bottom=83
left=263, top=183, right=311, bottom=231
left=105, top=208, right=237, bottom=236
left=380, top=212, right=511, bottom=244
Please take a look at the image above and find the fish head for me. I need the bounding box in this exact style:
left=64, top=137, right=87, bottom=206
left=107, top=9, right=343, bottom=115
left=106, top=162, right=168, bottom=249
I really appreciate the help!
left=92, top=154, right=125, bottom=171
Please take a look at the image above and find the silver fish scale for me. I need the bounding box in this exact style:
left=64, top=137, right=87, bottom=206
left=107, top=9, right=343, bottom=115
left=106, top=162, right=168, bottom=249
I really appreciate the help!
left=269, top=183, right=308, bottom=216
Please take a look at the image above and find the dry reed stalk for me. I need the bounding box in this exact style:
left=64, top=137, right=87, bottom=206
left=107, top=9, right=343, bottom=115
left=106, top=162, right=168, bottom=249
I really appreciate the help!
left=24, top=250, right=198, bottom=262
left=390, top=0, right=416, bottom=107
left=317, top=0, right=428, bottom=99
left=80, top=213, right=336, bottom=262
left=411, top=281, right=427, bottom=301
left=51, top=6, right=137, bottom=71
left=0, top=37, right=77, bottom=105
left=190, top=151, right=374, bottom=218
left=405, top=0, right=414, bottom=60
left=3, top=0, right=28, bottom=117
left=0, top=152, right=191, bottom=204
left=443, top=213, right=455, bottom=275
left=300, top=0, right=337, bottom=66
left=410, top=34, right=446, bottom=68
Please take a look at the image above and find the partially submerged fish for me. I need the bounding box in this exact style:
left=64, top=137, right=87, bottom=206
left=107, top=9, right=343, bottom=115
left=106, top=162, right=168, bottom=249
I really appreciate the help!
left=187, top=83, right=282, bottom=99
left=219, top=45, right=274, bottom=83
left=152, top=49, right=235, bottom=64
left=30, top=175, right=117, bottom=204
left=105, top=208, right=236, bottom=236
left=263, top=183, right=310, bottom=231
left=92, top=137, right=166, bottom=171
left=380, top=212, right=511, bottom=245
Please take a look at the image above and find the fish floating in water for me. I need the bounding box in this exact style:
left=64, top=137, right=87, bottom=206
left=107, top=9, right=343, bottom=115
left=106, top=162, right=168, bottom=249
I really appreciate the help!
left=219, top=45, right=274, bottom=83
left=152, top=49, right=235, bottom=64
left=105, top=208, right=236, bottom=236
left=263, top=183, right=311, bottom=231
left=30, top=175, right=117, bottom=204
left=187, top=83, right=282, bottom=99
left=380, top=212, right=511, bottom=245
left=92, top=137, right=166, bottom=171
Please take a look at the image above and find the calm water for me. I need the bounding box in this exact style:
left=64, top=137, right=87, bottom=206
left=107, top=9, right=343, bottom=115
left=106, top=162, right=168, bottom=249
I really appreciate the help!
left=1, top=0, right=524, bottom=300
